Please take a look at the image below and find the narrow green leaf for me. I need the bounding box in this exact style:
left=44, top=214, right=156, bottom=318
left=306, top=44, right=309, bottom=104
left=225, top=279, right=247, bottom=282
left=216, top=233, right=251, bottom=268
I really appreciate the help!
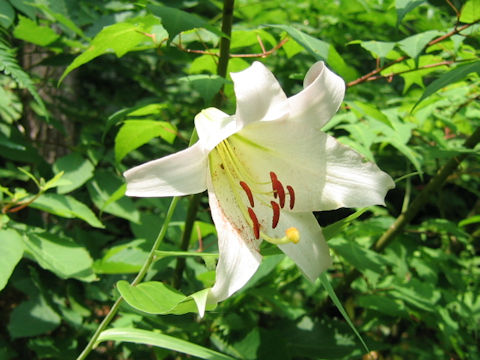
left=154, top=250, right=219, bottom=259
left=323, top=207, right=370, bottom=240
left=115, top=120, right=177, bottom=162
left=414, top=61, right=480, bottom=109
left=0, top=39, right=48, bottom=119
left=23, top=231, right=95, bottom=282
left=460, top=0, right=480, bottom=23
left=320, top=273, right=370, bottom=354
left=0, top=229, right=24, bottom=291
left=29, top=193, right=104, bottom=228
left=97, top=328, right=235, bottom=360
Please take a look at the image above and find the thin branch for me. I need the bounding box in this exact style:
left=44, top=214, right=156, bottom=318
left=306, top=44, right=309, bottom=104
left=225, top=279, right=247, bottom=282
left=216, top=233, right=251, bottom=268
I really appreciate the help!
left=347, top=21, right=479, bottom=87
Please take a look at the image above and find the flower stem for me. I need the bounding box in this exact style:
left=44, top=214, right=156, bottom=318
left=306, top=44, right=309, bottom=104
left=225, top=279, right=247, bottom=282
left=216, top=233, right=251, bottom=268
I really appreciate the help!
left=174, top=0, right=235, bottom=288
left=75, top=197, right=180, bottom=360
left=213, top=0, right=235, bottom=107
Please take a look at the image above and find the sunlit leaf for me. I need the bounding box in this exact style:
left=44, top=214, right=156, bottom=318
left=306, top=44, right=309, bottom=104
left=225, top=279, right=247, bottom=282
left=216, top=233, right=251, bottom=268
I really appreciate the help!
left=0, top=229, right=24, bottom=291
left=98, top=328, right=235, bottom=360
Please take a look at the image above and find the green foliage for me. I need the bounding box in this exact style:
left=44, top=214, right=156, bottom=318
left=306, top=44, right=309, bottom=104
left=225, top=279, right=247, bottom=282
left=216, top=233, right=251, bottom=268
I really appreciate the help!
left=0, top=0, right=479, bottom=359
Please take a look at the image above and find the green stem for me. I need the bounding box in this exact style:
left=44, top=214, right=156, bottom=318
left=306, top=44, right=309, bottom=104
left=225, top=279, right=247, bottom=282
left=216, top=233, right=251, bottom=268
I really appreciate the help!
left=173, top=0, right=235, bottom=288
left=76, top=197, right=180, bottom=360
left=173, top=194, right=202, bottom=288
left=374, top=126, right=480, bottom=251
left=213, top=0, right=234, bottom=107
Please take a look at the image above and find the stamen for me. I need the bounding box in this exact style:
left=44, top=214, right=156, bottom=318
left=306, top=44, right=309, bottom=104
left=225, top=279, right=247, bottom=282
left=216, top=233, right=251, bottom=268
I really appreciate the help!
left=286, top=185, right=295, bottom=210
left=271, top=201, right=280, bottom=228
left=273, top=179, right=286, bottom=208
left=239, top=181, right=254, bottom=207
left=270, top=172, right=278, bottom=199
left=248, top=207, right=260, bottom=239
left=285, top=227, right=300, bottom=244
left=262, top=227, right=300, bottom=245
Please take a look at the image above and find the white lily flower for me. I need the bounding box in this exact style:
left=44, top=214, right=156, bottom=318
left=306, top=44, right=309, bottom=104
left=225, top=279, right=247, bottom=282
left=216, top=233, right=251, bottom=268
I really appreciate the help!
left=124, top=61, right=395, bottom=316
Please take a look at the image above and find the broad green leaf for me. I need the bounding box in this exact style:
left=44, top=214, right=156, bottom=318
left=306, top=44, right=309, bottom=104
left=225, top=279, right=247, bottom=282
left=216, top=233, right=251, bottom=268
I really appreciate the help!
left=98, top=328, right=235, bottom=360
left=357, top=40, right=396, bottom=59
left=115, top=120, right=177, bottom=162
left=178, top=75, right=227, bottom=104
left=328, top=237, right=386, bottom=275
left=154, top=250, right=219, bottom=260
left=356, top=295, right=407, bottom=317
left=59, top=15, right=163, bottom=83
left=398, top=30, right=441, bottom=59
left=390, top=278, right=441, bottom=312
left=23, top=231, right=95, bottom=282
left=94, top=239, right=148, bottom=274
left=414, top=61, right=480, bottom=109
left=0, top=0, right=15, bottom=28
left=269, top=24, right=357, bottom=81
left=460, top=0, right=480, bottom=23
left=13, top=15, right=59, bottom=46
left=7, top=295, right=61, bottom=339
left=117, top=280, right=214, bottom=315
left=396, top=0, right=426, bottom=24
left=87, top=170, right=140, bottom=223
left=147, top=5, right=223, bottom=42
left=29, top=193, right=104, bottom=228
left=348, top=101, right=392, bottom=127
left=0, top=229, right=24, bottom=291
left=53, top=153, right=94, bottom=194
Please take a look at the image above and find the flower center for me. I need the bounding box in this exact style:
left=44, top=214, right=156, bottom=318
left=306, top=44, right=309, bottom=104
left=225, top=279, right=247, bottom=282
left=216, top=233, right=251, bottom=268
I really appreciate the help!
left=211, top=138, right=299, bottom=245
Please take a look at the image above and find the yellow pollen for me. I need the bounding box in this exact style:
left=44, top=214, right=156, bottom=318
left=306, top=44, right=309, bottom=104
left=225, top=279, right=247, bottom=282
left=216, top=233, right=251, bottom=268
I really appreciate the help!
left=285, top=227, right=300, bottom=244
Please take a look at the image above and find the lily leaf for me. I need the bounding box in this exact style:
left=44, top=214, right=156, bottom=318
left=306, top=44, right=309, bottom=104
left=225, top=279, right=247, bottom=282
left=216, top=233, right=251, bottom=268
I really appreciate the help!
left=97, top=328, right=235, bottom=360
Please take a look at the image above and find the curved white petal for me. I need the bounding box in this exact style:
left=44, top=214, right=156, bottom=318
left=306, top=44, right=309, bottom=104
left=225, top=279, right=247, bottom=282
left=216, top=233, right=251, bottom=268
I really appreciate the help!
left=231, top=119, right=394, bottom=212
left=231, top=61, right=289, bottom=130
left=207, top=176, right=262, bottom=304
left=124, top=142, right=208, bottom=197
left=194, top=108, right=237, bottom=151
left=288, top=61, right=345, bottom=129
left=321, top=136, right=395, bottom=209
left=277, top=212, right=331, bottom=281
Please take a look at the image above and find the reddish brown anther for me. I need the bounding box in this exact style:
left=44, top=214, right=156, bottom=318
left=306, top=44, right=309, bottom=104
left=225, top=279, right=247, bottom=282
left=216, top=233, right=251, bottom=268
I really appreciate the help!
left=239, top=181, right=254, bottom=207
left=270, top=172, right=286, bottom=207
left=271, top=201, right=280, bottom=228
left=270, top=172, right=278, bottom=199
left=248, top=207, right=260, bottom=239
left=286, top=185, right=295, bottom=210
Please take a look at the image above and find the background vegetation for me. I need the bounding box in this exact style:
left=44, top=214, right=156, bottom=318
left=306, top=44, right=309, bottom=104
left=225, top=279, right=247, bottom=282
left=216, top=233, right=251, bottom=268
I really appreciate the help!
left=0, top=0, right=479, bottom=359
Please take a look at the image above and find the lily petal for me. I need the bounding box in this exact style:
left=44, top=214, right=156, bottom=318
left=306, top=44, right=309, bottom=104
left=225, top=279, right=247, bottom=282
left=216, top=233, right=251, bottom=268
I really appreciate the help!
left=321, top=135, right=395, bottom=209
left=230, top=120, right=394, bottom=211
left=124, top=142, right=208, bottom=197
left=277, top=212, right=331, bottom=281
left=195, top=108, right=237, bottom=151
left=231, top=61, right=289, bottom=130
left=207, top=181, right=262, bottom=304
left=288, top=61, right=345, bottom=129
